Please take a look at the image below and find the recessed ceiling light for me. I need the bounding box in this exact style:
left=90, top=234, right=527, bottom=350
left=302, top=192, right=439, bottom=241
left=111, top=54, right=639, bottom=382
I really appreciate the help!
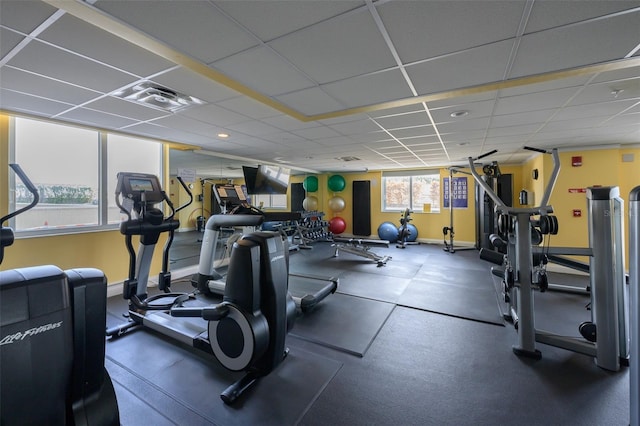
left=217, top=133, right=229, bottom=138
left=450, top=110, right=469, bottom=118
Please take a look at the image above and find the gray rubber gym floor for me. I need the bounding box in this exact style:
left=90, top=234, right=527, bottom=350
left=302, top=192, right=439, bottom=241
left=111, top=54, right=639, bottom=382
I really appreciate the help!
left=106, top=232, right=630, bottom=425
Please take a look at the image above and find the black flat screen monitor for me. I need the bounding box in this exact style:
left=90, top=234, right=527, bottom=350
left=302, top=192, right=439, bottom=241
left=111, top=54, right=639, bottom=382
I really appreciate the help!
left=243, top=165, right=290, bottom=195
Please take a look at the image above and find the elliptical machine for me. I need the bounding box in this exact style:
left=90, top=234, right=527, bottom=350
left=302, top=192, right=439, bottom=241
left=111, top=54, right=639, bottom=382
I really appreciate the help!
left=1, top=164, right=119, bottom=425
left=194, top=182, right=337, bottom=311
left=107, top=172, right=296, bottom=404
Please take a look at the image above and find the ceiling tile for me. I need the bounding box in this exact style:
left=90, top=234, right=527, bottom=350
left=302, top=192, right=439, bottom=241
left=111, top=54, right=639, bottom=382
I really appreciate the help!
left=181, top=103, right=248, bottom=127
left=490, top=109, right=555, bottom=128
left=217, top=96, right=282, bottom=120
left=275, top=86, right=345, bottom=116
left=0, top=88, right=72, bottom=117
left=525, top=1, right=640, bottom=33
left=321, top=69, right=414, bottom=109
left=1, top=28, right=25, bottom=58
left=268, top=9, right=397, bottom=84
left=430, top=99, right=496, bottom=124
left=326, top=118, right=381, bottom=136
left=510, top=12, right=640, bottom=78
left=553, top=98, right=638, bottom=121
left=214, top=1, right=364, bottom=41
left=378, top=0, right=526, bottom=64
left=84, top=96, right=170, bottom=122
left=57, top=107, right=138, bottom=129
left=226, top=120, right=282, bottom=137
left=494, top=87, right=579, bottom=115
left=437, top=117, right=491, bottom=133
left=0, top=66, right=102, bottom=105
left=261, top=115, right=322, bottom=132
left=151, top=67, right=239, bottom=104
left=570, top=78, right=640, bottom=106
left=497, top=75, right=591, bottom=98
left=38, top=14, right=175, bottom=78
left=7, top=40, right=136, bottom=93
left=406, top=40, right=514, bottom=96
left=591, top=65, right=640, bottom=84
left=371, top=104, right=424, bottom=118
left=487, top=123, right=542, bottom=138
left=151, top=114, right=222, bottom=136
left=291, top=126, right=341, bottom=140
left=387, top=125, right=436, bottom=139
left=0, top=0, right=59, bottom=33
left=213, top=46, right=315, bottom=96
left=260, top=132, right=307, bottom=145
left=373, top=111, right=428, bottom=130
left=94, top=0, right=258, bottom=64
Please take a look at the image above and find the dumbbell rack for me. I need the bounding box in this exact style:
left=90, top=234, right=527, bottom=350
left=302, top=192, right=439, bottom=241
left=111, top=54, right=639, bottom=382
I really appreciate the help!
left=291, top=211, right=333, bottom=249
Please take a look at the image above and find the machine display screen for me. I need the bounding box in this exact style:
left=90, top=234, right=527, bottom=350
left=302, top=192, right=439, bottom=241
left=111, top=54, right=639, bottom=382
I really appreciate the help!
left=129, top=178, right=155, bottom=192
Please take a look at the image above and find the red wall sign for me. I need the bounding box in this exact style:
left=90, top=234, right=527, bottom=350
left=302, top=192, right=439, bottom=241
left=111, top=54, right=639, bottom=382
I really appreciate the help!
left=572, top=156, right=582, bottom=166
left=573, top=209, right=582, bottom=217
left=568, top=188, right=587, bottom=193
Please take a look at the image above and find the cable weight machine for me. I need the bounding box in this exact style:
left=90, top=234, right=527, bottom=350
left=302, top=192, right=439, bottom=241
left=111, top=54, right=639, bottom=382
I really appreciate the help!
left=470, top=147, right=629, bottom=372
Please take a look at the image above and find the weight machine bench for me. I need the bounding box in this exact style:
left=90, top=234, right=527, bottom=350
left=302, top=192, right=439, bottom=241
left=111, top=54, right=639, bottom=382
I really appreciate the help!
left=331, top=237, right=391, bottom=267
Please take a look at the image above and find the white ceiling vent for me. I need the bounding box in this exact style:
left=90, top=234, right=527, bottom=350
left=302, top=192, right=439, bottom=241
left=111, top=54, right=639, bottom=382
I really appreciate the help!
left=336, top=156, right=361, bottom=162
left=113, top=81, right=205, bottom=112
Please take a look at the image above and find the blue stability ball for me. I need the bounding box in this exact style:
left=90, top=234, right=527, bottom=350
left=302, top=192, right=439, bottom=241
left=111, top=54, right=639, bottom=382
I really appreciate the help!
left=398, top=223, right=418, bottom=242
left=377, top=221, right=399, bottom=243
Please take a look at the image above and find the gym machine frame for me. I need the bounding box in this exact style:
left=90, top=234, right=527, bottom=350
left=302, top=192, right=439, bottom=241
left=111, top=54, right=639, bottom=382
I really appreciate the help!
left=630, top=186, right=639, bottom=426
left=443, top=167, right=475, bottom=253
left=469, top=147, right=629, bottom=371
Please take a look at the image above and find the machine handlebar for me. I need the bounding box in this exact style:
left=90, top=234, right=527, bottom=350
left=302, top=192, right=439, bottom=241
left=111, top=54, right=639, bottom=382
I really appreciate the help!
left=467, top=147, right=560, bottom=214
left=1, top=164, right=40, bottom=225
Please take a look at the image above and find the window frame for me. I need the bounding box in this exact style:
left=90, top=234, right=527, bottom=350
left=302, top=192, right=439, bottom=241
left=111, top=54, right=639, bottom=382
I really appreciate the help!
left=8, top=116, right=163, bottom=237
left=250, top=193, right=288, bottom=210
left=381, top=169, right=441, bottom=213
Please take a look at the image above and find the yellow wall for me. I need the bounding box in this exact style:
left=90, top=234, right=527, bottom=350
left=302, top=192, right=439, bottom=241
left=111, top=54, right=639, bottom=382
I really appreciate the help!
left=520, top=147, right=639, bottom=269
left=293, top=165, right=520, bottom=244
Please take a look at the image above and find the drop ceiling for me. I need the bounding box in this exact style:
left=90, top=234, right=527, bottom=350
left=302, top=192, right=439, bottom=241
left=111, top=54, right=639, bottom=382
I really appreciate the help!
left=1, top=0, right=639, bottom=177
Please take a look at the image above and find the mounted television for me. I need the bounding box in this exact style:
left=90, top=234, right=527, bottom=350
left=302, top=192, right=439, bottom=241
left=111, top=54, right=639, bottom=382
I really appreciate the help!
left=243, top=165, right=290, bottom=195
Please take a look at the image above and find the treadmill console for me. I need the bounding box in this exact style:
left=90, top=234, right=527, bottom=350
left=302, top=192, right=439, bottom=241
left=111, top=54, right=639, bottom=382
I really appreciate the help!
left=213, top=183, right=257, bottom=214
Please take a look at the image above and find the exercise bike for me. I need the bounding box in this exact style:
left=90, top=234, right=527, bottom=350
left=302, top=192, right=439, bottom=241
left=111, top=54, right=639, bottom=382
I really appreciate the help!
left=106, top=172, right=297, bottom=404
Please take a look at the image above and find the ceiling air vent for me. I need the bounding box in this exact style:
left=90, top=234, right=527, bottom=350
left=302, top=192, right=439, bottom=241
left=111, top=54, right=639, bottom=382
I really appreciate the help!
left=335, top=156, right=361, bottom=162
left=113, top=81, right=205, bottom=112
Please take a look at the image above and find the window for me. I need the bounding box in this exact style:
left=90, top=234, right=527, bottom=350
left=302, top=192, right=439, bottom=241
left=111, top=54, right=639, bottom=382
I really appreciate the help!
left=382, top=170, right=441, bottom=213
left=10, top=116, right=162, bottom=235
left=107, top=134, right=162, bottom=224
left=251, top=194, right=287, bottom=210
left=13, top=118, right=99, bottom=231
